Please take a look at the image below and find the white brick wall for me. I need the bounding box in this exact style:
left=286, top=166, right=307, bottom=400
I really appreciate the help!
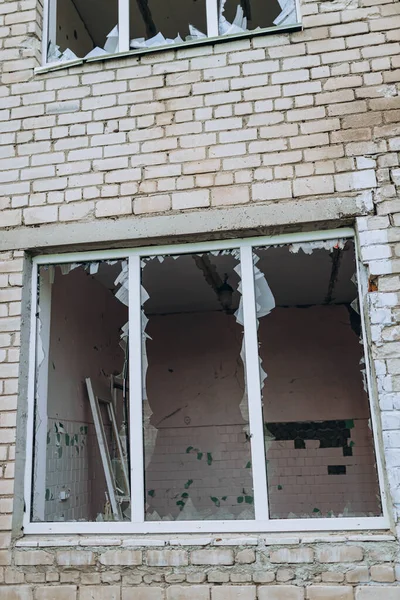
left=1, top=0, right=400, bottom=594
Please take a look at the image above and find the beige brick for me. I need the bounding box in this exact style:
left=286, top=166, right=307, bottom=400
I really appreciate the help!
left=306, top=588, right=353, bottom=600
left=172, top=190, right=210, bottom=210
left=293, top=175, right=334, bottom=197
left=0, top=551, right=11, bottom=566
left=5, top=568, right=24, bottom=585
left=23, top=206, right=58, bottom=225
left=211, top=185, right=249, bottom=206
left=80, top=586, right=121, bottom=600
left=208, top=571, right=230, bottom=583
left=59, top=202, right=94, bottom=222
left=123, top=589, right=164, bottom=600
left=355, top=589, right=400, bottom=600
left=166, top=586, right=210, bottom=599
left=95, top=198, right=132, bottom=218
left=211, top=587, right=256, bottom=600
left=134, top=195, right=171, bottom=214
left=56, top=551, right=95, bottom=567
left=345, top=568, right=369, bottom=583
left=0, top=587, right=33, bottom=600
left=270, top=549, right=314, bottom=564
left=253, top=572, right=275, bottom=584
left=14, top=551, right=53, bottom=566
left=322, top=573, right=345, bottom=583
left=236, top=550, right=255, bottom=564
left=99, top=550, right=142, bottom=566
left=252, top=181, right=292, bottom=201
left=370, top=565, right=396, bottom=582
left=191, top=550, right=234, bottom=566
left=316, top=546, right=363, bottom=563
left=35, top=586, right=77, bottom=600
left=147, top=550, right=188, bottom=567
left=258, top=586, right=304, bottom=599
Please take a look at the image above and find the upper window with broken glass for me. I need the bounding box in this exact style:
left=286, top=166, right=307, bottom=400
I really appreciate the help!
left=44, top=0, right=300, bottom=65
left=25, top=232, right=388, bottom=535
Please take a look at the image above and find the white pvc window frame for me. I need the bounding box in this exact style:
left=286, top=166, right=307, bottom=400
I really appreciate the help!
left=24, top=227, right=391, bottom=535
left=41, top=0, right=301, bottom=68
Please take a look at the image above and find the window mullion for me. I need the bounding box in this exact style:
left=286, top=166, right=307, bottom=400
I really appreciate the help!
left=206, top=0, right=219, bottom=37
left=118, top=0, right=130, bottom=53
left=129, top=255, right=145, bottom=523
left=240, top=245, right=269, bottom=522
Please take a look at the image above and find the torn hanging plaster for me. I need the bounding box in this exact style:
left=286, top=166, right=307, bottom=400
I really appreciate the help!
left=36, top=306, right=45, bottom=368
left=289, top=238, right=347, bottom=255
left=59, top=263, right=80, bottom=275
left=253, top=255, right=275, bottom=321
left=360, top=358, right=368, bottom=393
left=219, top=0, right=248, bottom=35
left=141, top=279, right=158, bottom=470
left=114, top=260, right=129, bottom=306
left=89, top=262, right=99, bottom=275
left=187, top=25, right=207, bottom=40
left=104, top=25, right=119, bottom=54
left=350, top=272, right=359, bottom=314
left=130, top=32, right=184, bottom=49
left=273, top=0, right=297, bottom=26
left=47, top=43, right=78, bottom=63
left=233, top=257, right=275, bottom=432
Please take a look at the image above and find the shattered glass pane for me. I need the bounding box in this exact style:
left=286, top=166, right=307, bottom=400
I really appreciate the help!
left=142, top=251, right=255, bottom=521
left=129, top=0, right=208, bottom=50
left=47, top=0, right=118, bottom=63
left=218, top=0, right=298, bottom=35
left=32, top=260, right=130, bottom=522
left=253, top=240, right=382, bottom=519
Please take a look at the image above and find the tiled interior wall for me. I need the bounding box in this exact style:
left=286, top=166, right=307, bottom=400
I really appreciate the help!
left=267, top=418, right=381, bottom=519
left=45, top=418, right=114, bottom=522
left=44, top=418, right=93, bottom=521
left=145, top=424, right=254, bottom=521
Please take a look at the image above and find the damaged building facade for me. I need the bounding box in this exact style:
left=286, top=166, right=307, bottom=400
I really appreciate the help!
left=0, top=0, right=400, bottom=596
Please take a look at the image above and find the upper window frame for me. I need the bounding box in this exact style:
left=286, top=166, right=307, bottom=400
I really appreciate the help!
left=40, top=0, right=302, bottom=70
left=23, top=227, right=391, bottom=535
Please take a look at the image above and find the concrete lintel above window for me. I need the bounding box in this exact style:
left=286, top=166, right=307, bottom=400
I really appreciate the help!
left=0, top=195, right=374, bottom=253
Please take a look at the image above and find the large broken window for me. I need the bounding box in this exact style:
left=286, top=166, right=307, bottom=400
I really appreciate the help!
left=27, top=232, right=387, bottom=533
left=44, top=0, right=300, bottom=64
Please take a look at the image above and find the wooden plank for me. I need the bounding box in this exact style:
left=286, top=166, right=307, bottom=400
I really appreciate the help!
left=85, top=377, right=121, bottom=520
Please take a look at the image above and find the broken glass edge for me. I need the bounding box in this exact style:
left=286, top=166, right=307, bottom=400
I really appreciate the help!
left=40, top=22, right=301, bottom=72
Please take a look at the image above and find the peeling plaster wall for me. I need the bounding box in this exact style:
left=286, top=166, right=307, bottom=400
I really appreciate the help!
left=260, top=305, right=367, bottom=422
left=43, top=267, right=127, bottom=521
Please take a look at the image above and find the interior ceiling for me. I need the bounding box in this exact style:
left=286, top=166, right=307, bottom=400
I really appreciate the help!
left=255, top=241, right=357, bottom=308
left=88, top=242, right=357, bottom=315
left=142, top=253, right=241, bottom=315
